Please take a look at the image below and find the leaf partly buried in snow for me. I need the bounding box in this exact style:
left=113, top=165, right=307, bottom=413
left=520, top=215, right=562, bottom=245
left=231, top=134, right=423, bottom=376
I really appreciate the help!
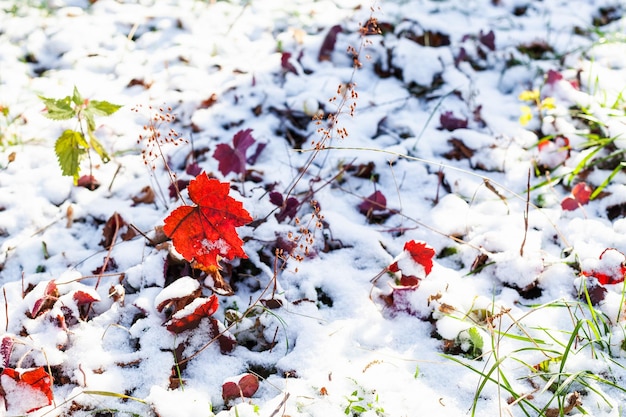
left=163, top=173, right=252, bottom=271
left=165, top=294, right=219, bottom=333
left=1, top=366, right=54, bottom=413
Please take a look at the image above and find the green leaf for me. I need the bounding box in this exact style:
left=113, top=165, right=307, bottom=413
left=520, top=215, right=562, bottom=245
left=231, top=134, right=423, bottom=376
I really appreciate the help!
left=88, top=100, right=122, bottom=117
left=83, top=109, right=97, bottom=132
left=71, top=86, right=83, bottom=106
left=39, top=95, right=74, bottom=120
left=468, top=327, right=483, bottom=355
left=88, top=130, right=110, bottom=163
left=55, top=130, right=88, bottom=181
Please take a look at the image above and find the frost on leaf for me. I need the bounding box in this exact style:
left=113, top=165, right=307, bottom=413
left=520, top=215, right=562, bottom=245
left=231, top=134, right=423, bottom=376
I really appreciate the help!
left=165, top=295, right=219, bottom=334
left=163, top=173, right=253, bottom=271
left=1, top=367, right=53, bottom=414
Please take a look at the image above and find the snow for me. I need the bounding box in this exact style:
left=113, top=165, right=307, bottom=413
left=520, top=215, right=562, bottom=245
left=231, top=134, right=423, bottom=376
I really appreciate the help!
left=0, top=0, right=625, bottom=416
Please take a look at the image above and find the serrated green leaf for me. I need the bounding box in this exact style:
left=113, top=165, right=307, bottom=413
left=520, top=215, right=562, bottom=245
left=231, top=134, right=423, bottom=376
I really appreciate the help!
left=88, top=100, right=122, bottom=116
left=39, top=95, right=74, bottom=120
left=88, top=130, right=110, bottom=163
left=55, top=130, right=88, bottom=182
left=71, top=86, right=83, bottom=106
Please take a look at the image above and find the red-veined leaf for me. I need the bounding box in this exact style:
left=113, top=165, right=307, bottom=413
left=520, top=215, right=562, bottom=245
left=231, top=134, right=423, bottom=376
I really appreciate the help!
left=163, top=173, right=253, bottom=271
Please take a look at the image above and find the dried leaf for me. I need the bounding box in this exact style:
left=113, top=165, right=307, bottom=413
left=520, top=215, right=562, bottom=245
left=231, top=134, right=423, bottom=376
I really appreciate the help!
left=131, top=186, right=155, bottom=205
left=0, top=337, right=13, bottom=369
left=30, top=281, right=59, bottom=318
left=439, top=111, right=468, bottom=131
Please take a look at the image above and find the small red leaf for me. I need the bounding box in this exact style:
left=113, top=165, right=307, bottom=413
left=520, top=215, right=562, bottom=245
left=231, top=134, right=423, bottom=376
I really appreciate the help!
left=0, top=337, right=13, bottom=368
left=213, top=129, right=256, bottom=176
left=478, top=29, right=495, bottom=51
left=72, top=290, right=100, bottom=305
left=439, top=111, right=468, bottom=131
left=281, top=52, right=298, bottom=75
left=572, top=182, right=592, bottom=205
left=560, top=196, right=579, bottom=211
left=561, top=182, right=592, bottom=211
left=319, top=25, right=343, bottom=62
left=358, top=190, right=387, bottom=214
left=209, top=317, right=237, bottom=354
left=546, top=69, right=563, bottom=86
left=403, top=240, right=436, bottom=276
left=165, top=295, right=219, bottom=334
left=30, top=281, right=59, bottom=318
left=222, top=373, right=259, bottom=401
left=163, top=174, right=253, bottom=271
left=582, top=248, right=626, bottom=285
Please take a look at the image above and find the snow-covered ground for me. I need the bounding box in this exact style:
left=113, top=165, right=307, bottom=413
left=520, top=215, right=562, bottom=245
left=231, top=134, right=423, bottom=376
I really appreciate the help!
left=1, top=0, right=626, bottom=416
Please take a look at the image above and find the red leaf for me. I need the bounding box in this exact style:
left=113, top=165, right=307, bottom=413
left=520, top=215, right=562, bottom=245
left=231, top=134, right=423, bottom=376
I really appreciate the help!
left=561, top=182, right=592, bottom=211
left=560, top=197, right=579, bottom=211
left=281, top=52, right=298, bottom=75
left=546, top=69, right=563, bottom=86
left=478, top=29, right=495, bottom=51
left=213, top=129, right=256, bottom=176
left=0, top=337, right=13, bottom=368
left=163, top=174, right=253, bottom=271
left=222, top=373, right=259, bottom=401
left=358, top=190, right=387, bottom=214
left=209, top=317, right=237, bottom=354
left=572, top=182, right=592, bottom=205
left=1, top=367, right=53, bottom=413
left=439, top=111, right=468, bottom=131
left=72, top=290, right=100, bottom=305
left=403, top=240, right=436, bottom=276
left=30, top=281, right=59, bottom=318
left=165, top=294, right=219, bottom=333
left=319, top=25, right=343, bottom=61
left=582, top=248, right=626, bottom=285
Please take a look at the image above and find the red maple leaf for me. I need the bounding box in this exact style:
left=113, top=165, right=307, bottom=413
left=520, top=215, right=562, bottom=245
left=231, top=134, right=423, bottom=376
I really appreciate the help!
left=165, top=294, right=219, bottom=333
left=213, top=129, right=256, bottom=176
left=163, top=173, right=252, bottom=271
left=1, top=367, right=53, bottom=413
left=389, top=240, right=436, bottom=277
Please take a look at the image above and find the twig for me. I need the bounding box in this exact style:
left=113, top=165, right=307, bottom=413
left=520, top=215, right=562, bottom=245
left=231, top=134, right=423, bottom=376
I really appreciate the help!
left=520, top=169, right=530, bottom=257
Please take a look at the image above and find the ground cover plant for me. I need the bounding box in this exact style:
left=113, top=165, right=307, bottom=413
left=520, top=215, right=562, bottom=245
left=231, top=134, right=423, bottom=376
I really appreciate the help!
left=1, top=0, right=626, bottom=416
